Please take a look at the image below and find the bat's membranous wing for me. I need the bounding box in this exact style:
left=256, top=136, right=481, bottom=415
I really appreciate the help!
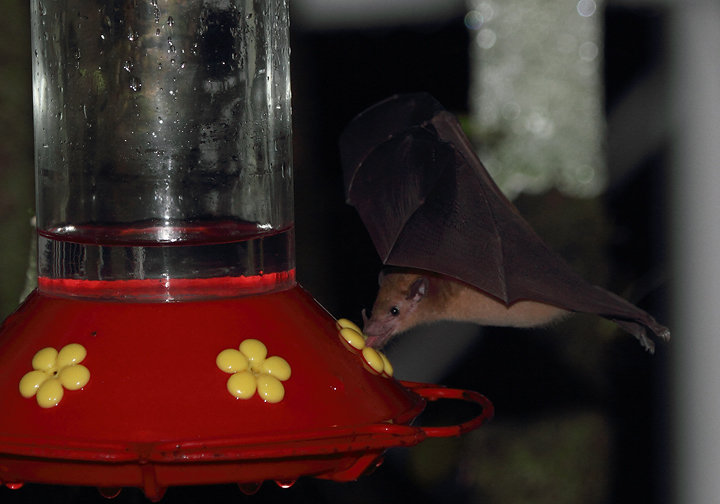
left=339, top=93, right=669, bottom=351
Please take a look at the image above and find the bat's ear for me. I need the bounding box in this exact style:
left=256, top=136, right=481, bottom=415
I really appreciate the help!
left=407, top=277, right=429, bottom=301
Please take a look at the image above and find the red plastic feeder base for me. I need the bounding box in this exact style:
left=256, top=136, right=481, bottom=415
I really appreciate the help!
left=0, top=284, right=492, bottom=500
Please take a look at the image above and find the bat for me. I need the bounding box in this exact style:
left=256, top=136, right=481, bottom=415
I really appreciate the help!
left=360, top=267, right=571, bottom=349
left=339, top=93, right=670, bottom=352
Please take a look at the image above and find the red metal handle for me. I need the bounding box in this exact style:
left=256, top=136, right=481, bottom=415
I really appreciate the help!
left=399, top=381, right=494, bottom=438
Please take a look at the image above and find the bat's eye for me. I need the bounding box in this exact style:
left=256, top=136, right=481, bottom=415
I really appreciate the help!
left=390, top=306, right=400, bottom=316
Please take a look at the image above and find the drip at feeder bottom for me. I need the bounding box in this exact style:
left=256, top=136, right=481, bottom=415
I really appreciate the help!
left=0, top=283, right=492, bottom=500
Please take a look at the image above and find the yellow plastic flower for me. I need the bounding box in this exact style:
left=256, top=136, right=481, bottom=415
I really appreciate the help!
left=217, top=339, right=291, bottom=403
left=19, top=343, right=90, bottom=408
left=336, top=318, right=394, bottom=377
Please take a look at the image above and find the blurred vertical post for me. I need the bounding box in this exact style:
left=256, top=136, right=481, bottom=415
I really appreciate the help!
left=671, top=2, right=720, bottom=503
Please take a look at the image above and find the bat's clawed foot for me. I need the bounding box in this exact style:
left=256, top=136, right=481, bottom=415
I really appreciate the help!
left=641, top=321, right=670, bottom=353
left=639, top=333, right=656, bottom=354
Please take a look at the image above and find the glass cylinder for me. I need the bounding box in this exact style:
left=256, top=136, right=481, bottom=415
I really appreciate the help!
left=31, top=0, right=294, bottom=301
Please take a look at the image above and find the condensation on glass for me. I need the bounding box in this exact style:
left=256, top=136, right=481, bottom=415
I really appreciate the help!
left=31, top=0, right=294, bottom=300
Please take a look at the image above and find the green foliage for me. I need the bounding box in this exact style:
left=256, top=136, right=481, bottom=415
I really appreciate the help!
left=460, top=412, right=611, bottom=504
left=0, top=0, right=34, bottom=320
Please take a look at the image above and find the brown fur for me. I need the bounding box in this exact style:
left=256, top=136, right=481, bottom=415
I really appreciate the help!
left=363, top=268, right=568, bottom=348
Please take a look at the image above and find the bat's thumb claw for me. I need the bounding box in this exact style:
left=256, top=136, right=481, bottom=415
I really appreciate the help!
left=655, top=326, right=671, bottom=341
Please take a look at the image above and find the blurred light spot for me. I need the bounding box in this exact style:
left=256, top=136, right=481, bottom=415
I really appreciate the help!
left=477, top=2, right=494, bottom=22
left=577, top=0, right=596, bottom=17
left=524, top=112, right=555, bottom=139
left=476, top=29, right=497, bottom=49
left=470, top=0, right=606, bottom=198
left=502, top=102, right=521, bottom=120
left=579, top=41, right=598, bottom=61
left=465, top=11, right=484, bottom=30
left=575, top=164, right=595, bottom=184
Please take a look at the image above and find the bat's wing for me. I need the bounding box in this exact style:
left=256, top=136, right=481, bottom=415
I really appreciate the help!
left=340, top=93, right=510, bottom=301
left=340, top=93, right=445, bottom=195
left=339, top=93, right=669, bottom=350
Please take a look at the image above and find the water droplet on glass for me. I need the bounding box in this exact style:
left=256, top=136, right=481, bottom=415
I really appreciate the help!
left=38, top=2, right=47, bottom=15
left=127, top=27, right=136, bottom=41
left=275, top=479, right=296, bottom=489
left=103, top=15, right=111, bottom=27
left=180, top=61, right=186, bottom=69
left=100, top=33, right=105, bottom=40
left=156, top=28, right=161, bottom=36
left=75, top=48, right=81, bottom=59
left=170, top=58, right=175, bottom=64
left=167, top=16, right=174, bottom=26
left=123, top=60, right=132, bottom=72
left=158, top=62, right=162, bottom=70
left=158, top=117, right=163, bottom=124
left=129, top=77, right=142, bottom=92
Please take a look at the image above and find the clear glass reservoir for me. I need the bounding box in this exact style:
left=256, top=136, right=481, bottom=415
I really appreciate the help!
left=31, top=0, right=294, bottom=300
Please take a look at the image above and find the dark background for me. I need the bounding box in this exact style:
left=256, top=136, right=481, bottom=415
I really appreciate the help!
left=0, top=2, right=671, bottom=503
